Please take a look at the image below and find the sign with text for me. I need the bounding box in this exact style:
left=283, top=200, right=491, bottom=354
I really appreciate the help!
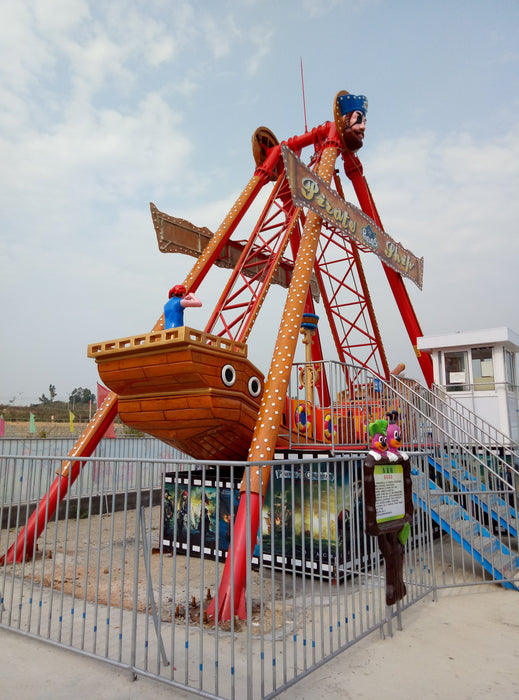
left=281, top=144, right=424, bottom=289
left=374, top=463, right=405, bottom=523
left=363, top=453, right=413, bottom=537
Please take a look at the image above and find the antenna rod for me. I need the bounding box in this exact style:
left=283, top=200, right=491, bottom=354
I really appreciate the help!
left=300, top=57, right=308, bottom=133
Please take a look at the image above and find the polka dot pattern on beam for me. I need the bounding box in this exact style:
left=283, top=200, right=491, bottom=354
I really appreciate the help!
left=248, top=145, right=339, bottom=465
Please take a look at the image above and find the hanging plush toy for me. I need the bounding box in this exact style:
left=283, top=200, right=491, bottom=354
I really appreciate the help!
left=368, top=418, right=388, bottom=456
left=386, top=410, right=402, bottom=454
left=364, top=413, right=413, bottom=606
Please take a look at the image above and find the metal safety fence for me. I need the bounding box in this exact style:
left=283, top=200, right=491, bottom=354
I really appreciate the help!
left=1, top=449, right=516, bottom=699
left=0, top=437, right=191, bottom=504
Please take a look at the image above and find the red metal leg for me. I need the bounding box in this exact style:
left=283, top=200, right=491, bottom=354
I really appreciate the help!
left=2, top=393, right=119, bottom=564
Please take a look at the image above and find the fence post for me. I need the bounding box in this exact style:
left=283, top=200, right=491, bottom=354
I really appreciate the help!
left=130, top=460, right=142, bottom=680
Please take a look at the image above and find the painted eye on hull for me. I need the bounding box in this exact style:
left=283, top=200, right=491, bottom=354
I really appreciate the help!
left=248, top=376, right=262, bottom=397
left=221, top=364, right=236, bottom=387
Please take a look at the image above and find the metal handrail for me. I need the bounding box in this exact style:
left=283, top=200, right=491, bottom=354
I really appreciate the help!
left=387, top=373, right=519, bottom=480
left=431, top=381, right=519, bottom=452
left=286, top=360, right=519, bottom=481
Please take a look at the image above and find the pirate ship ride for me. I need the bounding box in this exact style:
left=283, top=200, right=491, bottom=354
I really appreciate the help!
left=87, top=92, right=428, bottom=462
left=6, top=91, right=432, bottom=602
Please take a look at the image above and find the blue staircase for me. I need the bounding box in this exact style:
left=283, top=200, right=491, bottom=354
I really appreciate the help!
left=384, top=373, right=519, bottom=590
left=413, top=468, right=519, bottom=590
left=429, top=455, right=517, bottom=538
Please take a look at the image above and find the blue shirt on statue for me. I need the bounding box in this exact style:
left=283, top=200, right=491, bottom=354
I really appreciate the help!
left=164, top=296, right=184, bottom=329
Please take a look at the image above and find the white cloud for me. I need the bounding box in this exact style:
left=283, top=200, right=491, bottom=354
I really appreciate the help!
left=0, top=92, right=192, bottom=225
left=33, top=0, right=90, bottom=33
left=202, top=15, right=240, bottom=59
left=368, top=127, right=519, bottom=248
left=0, top=3, right=54, bottom=96
left=363, top=124, right=519, bottom=352
left=246, top=25, right=274, bottom=76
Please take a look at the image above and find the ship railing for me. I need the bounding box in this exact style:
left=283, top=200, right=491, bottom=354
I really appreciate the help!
left=88, top=325, right=249, bottom=359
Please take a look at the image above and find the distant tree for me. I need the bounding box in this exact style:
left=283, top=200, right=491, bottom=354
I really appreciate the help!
left=69, top=387, right=95, bottom=404
left=39, top=384, right=57, bottom=404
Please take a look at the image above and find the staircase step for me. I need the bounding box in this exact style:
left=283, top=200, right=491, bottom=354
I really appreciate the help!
left=487, top=552, right=518, bottom=575
left=470, top=534, right=499, bottom=555
left=491, top=504, right=512, bottom=518
left=437, top=504, right=465, bottom=520
left=459, top=479, right=481, bottom=491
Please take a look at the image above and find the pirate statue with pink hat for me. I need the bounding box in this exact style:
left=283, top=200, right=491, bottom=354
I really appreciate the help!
left=164, top=284, right=202, bottom=329
left=334, top=91, right=368, bottom=152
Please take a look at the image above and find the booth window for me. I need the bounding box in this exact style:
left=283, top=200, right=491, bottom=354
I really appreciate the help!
left=505, top=350, right=517, bottom=390
left=444, top=351, right=469, bottom=391
left=472, top=346, right=495, bottom=391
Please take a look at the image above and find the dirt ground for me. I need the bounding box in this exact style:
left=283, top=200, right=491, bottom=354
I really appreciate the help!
left=3, top=506, right=293, bottom=634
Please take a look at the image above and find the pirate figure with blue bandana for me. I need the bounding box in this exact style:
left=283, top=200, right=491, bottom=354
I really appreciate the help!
left=334, top=91, right=368, bottom=152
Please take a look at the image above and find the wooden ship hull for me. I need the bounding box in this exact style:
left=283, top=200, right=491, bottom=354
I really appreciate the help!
left=88, top=327, right=266, bottom=461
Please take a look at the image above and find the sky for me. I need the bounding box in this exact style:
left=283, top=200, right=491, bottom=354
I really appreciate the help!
left=1, top=0, right=519, bottom=406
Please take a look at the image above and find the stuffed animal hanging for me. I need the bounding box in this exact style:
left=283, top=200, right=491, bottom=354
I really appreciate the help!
left=368, top=418, right=388, bottom=455
left=386, top=410, right=402, bottom=454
